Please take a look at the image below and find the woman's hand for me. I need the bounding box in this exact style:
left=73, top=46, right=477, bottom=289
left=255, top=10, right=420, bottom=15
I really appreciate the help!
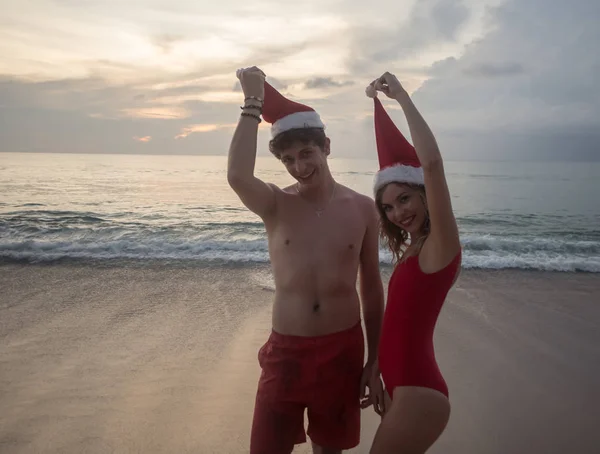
left=370, top=71, right=407, bottom=100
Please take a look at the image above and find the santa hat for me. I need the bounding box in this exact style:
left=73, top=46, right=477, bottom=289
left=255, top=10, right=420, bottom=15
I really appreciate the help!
left=365, top=85, right=424, bottom=194
left=262, top=81, right=325, bottom=138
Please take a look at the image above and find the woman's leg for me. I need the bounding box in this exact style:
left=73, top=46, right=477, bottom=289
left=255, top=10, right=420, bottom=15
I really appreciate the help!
left=369, top=386, right=450, bottom=454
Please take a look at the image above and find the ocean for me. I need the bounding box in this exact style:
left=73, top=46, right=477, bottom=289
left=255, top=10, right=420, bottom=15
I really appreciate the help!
left=2, top=152, right=600, bottom=454
left=1, top=152, right=599, bottom=272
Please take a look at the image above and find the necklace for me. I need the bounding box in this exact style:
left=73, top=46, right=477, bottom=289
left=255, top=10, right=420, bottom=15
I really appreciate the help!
left=296, top=182, right=337, bottom=217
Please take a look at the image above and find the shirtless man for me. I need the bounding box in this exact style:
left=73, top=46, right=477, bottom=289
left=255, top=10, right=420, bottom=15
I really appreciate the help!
left=227, top=66, right=385, bottom=454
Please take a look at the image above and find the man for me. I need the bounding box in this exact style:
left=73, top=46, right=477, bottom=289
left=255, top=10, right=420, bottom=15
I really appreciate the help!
left=227, top=66, right=385, bottom=454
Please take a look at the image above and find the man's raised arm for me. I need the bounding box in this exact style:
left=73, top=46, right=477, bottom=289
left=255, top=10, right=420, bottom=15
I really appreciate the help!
left=227, top=67, right=277, bottom=219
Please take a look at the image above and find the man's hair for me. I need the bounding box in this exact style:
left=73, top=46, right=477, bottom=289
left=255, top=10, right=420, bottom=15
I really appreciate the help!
left=268, top=128, right=327, bottom=159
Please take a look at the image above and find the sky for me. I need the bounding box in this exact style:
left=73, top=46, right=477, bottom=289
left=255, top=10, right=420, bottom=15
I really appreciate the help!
left=0, top=0, right=598, bottom=161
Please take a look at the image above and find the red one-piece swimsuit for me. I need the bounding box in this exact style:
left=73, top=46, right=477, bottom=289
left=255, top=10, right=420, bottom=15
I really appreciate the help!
left=378, top=250, right=461, bottom=398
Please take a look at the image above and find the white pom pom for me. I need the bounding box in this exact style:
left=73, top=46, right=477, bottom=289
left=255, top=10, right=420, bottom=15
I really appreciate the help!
left=365, top=84, right=377, bottom=98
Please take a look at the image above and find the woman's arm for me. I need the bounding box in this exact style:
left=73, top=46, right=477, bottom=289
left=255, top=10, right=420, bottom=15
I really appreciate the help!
left=374, top=73, right=461, bottom=270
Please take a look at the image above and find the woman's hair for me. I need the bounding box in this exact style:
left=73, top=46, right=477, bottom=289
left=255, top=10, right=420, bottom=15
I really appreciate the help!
left=375, top=182, right=429, bottom=264
left=268, top=128, right=327, bottom=159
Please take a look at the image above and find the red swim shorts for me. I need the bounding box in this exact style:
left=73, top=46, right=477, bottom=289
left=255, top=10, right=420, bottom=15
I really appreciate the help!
left=250, top=322, right=364, bottom=454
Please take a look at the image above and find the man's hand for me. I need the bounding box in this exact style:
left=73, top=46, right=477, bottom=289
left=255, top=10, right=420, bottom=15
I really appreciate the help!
left=236, top=66, right=266, bottom=101
left=360, top=363, right=386, bottom=416
left=370, top=71, right=407, bottom=100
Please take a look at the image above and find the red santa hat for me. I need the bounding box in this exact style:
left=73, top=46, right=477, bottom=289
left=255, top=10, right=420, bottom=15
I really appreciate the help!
left=262, top=81, right=325, bottom=138
left=365, top=84, right=424, bottom=194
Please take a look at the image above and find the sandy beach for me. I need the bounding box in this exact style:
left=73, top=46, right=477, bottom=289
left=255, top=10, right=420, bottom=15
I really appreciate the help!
left=1, top=263, right=599, bottom=453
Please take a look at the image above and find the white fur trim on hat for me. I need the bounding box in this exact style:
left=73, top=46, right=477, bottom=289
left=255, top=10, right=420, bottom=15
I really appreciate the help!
left=373, top=164, right=424, bottom=194
left=271, top=111, right=324, bottom=138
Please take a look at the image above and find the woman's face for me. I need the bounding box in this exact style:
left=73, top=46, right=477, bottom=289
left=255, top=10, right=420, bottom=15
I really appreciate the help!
left=379, top=183, right=427, bottom=235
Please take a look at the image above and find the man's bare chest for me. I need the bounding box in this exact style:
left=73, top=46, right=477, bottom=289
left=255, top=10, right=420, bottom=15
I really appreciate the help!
left=267, top=205, right=366, bottom=258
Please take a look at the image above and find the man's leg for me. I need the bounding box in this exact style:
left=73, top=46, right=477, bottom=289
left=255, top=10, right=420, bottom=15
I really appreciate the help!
left=306, top=323, right=364, bottom=452
left=306, top=384, right=361, bottom=453
left=250, top=336, right=307, bottom=454
left=250, top=394, right=304, bottom=454
left=311, top=441, right=342, bottom=454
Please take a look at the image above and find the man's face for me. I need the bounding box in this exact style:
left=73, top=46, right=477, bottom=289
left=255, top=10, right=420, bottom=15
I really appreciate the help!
left=279, top=138, right=331, bottom=187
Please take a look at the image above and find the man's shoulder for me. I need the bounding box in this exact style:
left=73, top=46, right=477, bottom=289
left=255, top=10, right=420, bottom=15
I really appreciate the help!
left=336, top=185, right=378, bottom=228
left=266, top=182, right=283, bottom=192
left=337, top=184, right=374, bottom=204
left=338, top=184, right=376, bottom=211
left=266, top=183, right=296, bottom=200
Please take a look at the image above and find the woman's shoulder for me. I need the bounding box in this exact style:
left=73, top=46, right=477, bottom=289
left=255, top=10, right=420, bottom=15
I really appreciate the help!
left=417, top=240, right=462, bottom=275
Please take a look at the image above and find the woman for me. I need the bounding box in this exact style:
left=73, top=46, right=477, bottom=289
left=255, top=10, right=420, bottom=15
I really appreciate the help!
left=365, top=72, right=461, bottom=453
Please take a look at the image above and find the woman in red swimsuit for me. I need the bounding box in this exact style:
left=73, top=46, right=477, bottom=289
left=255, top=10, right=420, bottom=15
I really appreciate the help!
left=365, top=72, right=461, bottom=453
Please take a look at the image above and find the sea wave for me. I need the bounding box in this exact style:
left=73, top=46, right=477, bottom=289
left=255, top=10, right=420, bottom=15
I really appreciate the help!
left=0, top=210, right=598, bottom=272
left=1, top=235, right=598, bottom=272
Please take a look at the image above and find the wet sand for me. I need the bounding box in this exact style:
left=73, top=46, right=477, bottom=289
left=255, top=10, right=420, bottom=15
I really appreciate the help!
left=1, top=264, right=599, bottom=453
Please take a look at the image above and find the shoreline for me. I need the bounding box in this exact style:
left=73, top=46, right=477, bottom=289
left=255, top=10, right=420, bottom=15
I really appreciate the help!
left=1, top=259, right=599, bottom=274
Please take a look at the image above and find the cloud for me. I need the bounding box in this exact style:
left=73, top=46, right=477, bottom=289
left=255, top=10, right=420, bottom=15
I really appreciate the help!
left=348, top=0, right=474, bottom=73
left=151, top=34, right=186, bottom=54
left=462, top=62, right=525, bottom=78
left=304, top=77, right=355, bottom=89
left=133, top=136, right=152, bottom=143
left=0, top=74, right=241, bottom=155
left=233, top=77, right=288, bottom=93
left=413, top=0, right=600, bottom=128
left=123, top=108, right=189, bottom=119
left=1, top=0, right=599, bottom=161
left=0, top=1, right=348, bottom=84
left=175, top=123, right=236, bottom=139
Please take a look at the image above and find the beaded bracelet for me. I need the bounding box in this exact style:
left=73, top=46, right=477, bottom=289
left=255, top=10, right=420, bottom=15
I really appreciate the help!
left=245, top=96, right=264, bottom=104
left=241, top=112, right=262, bottom=123
left=241, top=104, right=262, bottom=114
